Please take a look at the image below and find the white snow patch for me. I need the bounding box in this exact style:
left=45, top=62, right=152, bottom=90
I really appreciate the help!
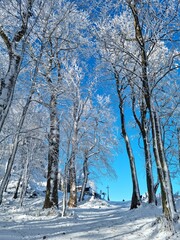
left=0, top=191, right=179, bottom=240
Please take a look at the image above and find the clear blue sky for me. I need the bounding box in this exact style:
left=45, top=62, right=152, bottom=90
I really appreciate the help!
left=97, top=154, right=180, bottom=202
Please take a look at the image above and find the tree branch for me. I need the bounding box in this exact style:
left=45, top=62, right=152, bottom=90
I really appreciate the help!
left=0, top=26, right=12, bottom=51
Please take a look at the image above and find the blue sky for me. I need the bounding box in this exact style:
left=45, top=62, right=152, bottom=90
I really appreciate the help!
left=96, top=147, right=180, bottom=202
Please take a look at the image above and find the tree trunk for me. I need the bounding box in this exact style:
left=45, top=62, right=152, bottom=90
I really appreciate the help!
left=20, top=166, right=30, bottom=206
left=153, top=111, right=177, bottom=221
left=114, top=72, right=141, bottom=209
left=0, top=55, right=21, bottom=132
left=140, top=107, right=156, bottom=204
left=79, top=152, right=89, bottom=202
left=142, top=130, right=156, bottom=204
left=68, top=101, right=79, bottom=208
left=13, top=173, right=22, bottom=199
left=120, top=101, right=141, bottom=209
left=131, top=89, right=156, bottom=204
left=62, top=163, right=68, bottom=217
left=20, top=144, right=31, bottom=206
left=68, top=152, right=77, bottom=207
left=43, top=94, right=59, bottom=209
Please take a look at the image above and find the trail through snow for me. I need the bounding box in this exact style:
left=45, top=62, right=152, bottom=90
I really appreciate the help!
left=0, top=196, right=179, bottom=240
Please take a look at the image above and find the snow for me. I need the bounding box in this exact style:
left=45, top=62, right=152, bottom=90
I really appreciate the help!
left=0, top=191, right=179, bottom=240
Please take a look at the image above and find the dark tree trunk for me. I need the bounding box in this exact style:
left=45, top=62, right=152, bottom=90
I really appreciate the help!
left=131, top=88, right=156, bottom=204
left=114, top=70, right=141, bottom=209
left=68, top=152, right=77, bottom=207
left=43, top=94, right=59, bottom=209
left=142, top=131, right=156, bottom=204
left=13, top=174, right=22, bottom=199
left=120, top=94, right=141, bottom=209
left=79, top=152, right=89, bottom=202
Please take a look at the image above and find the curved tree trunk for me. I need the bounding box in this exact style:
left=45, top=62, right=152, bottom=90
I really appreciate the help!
left=114, top=70, right=141, bottom=209
left=121, top=103, right=141, bottom=209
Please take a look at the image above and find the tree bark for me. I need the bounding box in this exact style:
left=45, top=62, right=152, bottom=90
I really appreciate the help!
left=68, top=150, right=77, bottom=207
left=68, top=101, right=79, bottom=208
left=20, top=157, right=30, bottom=206
left=132, top=94, right=156, bottom=204
left=142, top=129, right=156, bottom=204
left=13, top=173, right=22, bottom=199
left=43, top=94, right=59, bottom=209
left=62, top=163, right=68, bottom=217
left=153, top=111, right=177, bottom=220
left=79, top=152, right=89, bottom=202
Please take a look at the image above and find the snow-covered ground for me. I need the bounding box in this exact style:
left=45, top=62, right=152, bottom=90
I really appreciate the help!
left=0, top=192, right=179, bottom=240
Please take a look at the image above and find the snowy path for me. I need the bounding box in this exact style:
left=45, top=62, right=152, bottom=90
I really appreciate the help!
left=0, top=198, right=179, bottom=240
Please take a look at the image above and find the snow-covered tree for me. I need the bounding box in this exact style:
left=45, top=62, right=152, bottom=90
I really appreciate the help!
left=78, top=94, right=118, bottom=202
left=0, top=0, right=40, bottom=132
left=94, top=0, right=180, bottom=224
left=95, top=10, right=142, bottom=209
left=26, top=0, right=90, bottom=208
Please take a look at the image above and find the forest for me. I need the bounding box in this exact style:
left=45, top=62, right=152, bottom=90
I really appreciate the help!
left=0, top=0, right=179, bottom=236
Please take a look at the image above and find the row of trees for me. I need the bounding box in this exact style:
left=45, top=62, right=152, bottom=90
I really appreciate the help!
left=95, top=0, right=180, bottom=227
left=0, top=0, right=179, bottom=231
left=0, top=0, right=117, bottom=211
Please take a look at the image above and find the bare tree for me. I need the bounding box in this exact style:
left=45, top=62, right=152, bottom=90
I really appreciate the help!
left=114, top=68, right=141, bottom=209
left=66, top=63, right=91, bottom=207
